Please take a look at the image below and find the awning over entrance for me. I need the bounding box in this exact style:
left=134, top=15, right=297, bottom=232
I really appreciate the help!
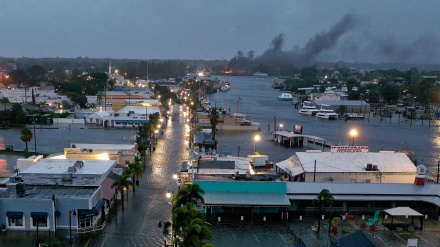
left=384, top=207, right=423, bottom=217
left=31, top=212, right=48, bottom=217
left=78, top=199, right=105, bottom=218
left=203, top=192, right=291, bottom=206
left=6, top=211, right=23, bottom=217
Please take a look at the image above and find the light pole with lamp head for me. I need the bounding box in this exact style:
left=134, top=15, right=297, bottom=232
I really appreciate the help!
left=33, top=116, right=37, bottom=154
left=158, top=220, right=173, bottom=247
left=69, top=209, right=77, bottom=247
left=145, top=103, right=148, bottom=124
left=253, top=134, right=261, bottom=153
left=349, top=129, right=358, bottom=146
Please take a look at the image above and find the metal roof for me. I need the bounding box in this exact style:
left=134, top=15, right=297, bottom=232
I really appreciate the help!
left=286, top=182, right=439, bottom=196
left=203, top=192, right=291, bottom=206
left=273, top=131, right=324, bottom=141
left=285, top=182, right=440, bottom=206
left=7, top=186, right=98, bottom=199
left=296, top=152, right=416, bottom=173
left=276, top=155, right=304, bottom=176
left=384, top=207, right=423, bottom=217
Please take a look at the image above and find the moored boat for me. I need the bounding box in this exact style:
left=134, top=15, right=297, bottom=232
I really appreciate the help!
left=277, top=92, right=293, bottom=101
left=253, top=72, right=268, bottom=77
left=315, top=104, right=339, bottom=120
left=272, top=78, right=284, bottom=89
left=345, top=113, right=365, bottom=120
left=298, top=101, right=319, bottom=116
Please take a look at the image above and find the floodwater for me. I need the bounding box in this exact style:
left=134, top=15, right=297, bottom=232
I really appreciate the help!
left=209, top=76, right=440, bottom=169
left=0, top=76, right=439, bottom=246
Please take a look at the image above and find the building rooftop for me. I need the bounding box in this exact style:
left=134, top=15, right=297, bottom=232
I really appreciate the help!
left=4, top=185, right=99, bottom=200
left=295, top=151, right=416, bottom=173
left=21, top=159, right=117, bottom=175
left=70, top=143, right=136, bottom=150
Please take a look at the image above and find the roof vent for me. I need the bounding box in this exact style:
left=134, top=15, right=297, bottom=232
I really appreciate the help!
left=16, top=182, right=25, bottom=193
left=62, top=173, right=73, bottom=182
left=366, top=163, right=373, bottom=171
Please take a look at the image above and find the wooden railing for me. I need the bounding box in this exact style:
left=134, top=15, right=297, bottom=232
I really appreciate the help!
left=76, top=222, right=106, bottom=234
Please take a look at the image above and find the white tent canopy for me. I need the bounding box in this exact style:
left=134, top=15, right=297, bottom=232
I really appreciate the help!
left=384, top=207, right=423, bottom=217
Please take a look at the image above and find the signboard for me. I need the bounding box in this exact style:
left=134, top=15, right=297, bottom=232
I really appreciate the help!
left=330, top=146, right=369, bottom=153
left=113, top=168, right=123, bottom=175
left=122, top=150, right=135, bottom=156
left=294, top=124, right=303, bottom=134
left=200, top=155, right=215, bottom=161
left=66, top=233, right=75, bottom=239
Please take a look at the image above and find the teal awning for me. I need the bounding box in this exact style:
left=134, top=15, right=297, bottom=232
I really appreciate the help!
left=203, top=192, right=291, bottom=206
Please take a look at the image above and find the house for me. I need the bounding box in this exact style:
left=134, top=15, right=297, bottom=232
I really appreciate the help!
left=101, top=105, right=161, bottom=128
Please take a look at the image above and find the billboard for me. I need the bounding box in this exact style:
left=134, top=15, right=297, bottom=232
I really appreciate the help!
left=330, top=146, right=369, bottom=153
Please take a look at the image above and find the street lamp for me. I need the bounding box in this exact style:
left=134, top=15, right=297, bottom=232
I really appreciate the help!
left=144, top=103, right=148, bottom=123
left=158, top=220, right=173, bottom=246
left=253, top=134, right=261, bottom=153
left=33, top=116, right=37, bottom=154
left=166, top=190, right=174, bottom=199
left=69, top=209, right=77, bottom=247
left=279, top=123, right=283, bottom=131
left=349, top=129, right=358, bottom=146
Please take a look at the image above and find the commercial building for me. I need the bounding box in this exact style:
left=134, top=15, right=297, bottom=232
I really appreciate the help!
left=0, top=158, right=119, bottom=232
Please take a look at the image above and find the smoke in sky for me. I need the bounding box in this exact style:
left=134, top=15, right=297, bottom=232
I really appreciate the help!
left=251, top=13, right=440, bottom=67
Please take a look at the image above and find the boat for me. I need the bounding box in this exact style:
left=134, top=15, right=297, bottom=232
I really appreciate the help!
left=253, top=72, right=268, bottom=77
left=220, top=82, right=231, bottom=92
left=272, top=78, right=284, bottom=89
left=298, top=101, right=319, bottom=116
left=277, top=92, right=293, bottom=101
left=345, top=113, right=365, bottom=120
left=315, top=104, right=339, bottom=120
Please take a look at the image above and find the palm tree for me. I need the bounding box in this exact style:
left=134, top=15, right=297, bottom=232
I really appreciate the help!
left=209, top=107, right=219, bottom=140
left=127, top=162, right=143, bottom=192
left=171, top=204, right=213, bottom=247
left=20, top=127, right=33, bottom=156
left=172, top=183, right=205, bottom=209
left=111, top=174, right=133, bottom=211
left=0, top=97, right=9, bottom=110
left=314, top=189, right=334, bottom=233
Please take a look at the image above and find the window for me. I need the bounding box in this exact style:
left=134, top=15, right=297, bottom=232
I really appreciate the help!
left=196, top=200, right=204, bottom=210
left=32, top=217, right=48, bottom=227
left=80, top=217, right=92, bottom=228
left=8, top=217, right=23, bottom=227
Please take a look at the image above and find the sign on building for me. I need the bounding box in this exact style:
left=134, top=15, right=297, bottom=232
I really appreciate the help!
left=330, top=146, right=369, bottom=153
left=113, top=168, right=123, bottom=175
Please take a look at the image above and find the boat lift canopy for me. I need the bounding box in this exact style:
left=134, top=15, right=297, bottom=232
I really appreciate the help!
left=273, top=130, right=325, bottom=149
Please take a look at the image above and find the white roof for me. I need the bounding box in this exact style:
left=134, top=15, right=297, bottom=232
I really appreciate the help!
left=384, top=207, right=423, bottom=217
left=117, top=105, right=161, bottom=115
left=274, top=131, right=324, bottom=141
left=21, top=159, right=117, bottom=175
left=86, top=111, right=112, bottom=117
left=296, top=152, right=416, bottom=173
left=276, top=155, right=304, bottom=176
left=71, top=143, right=136, bottom=150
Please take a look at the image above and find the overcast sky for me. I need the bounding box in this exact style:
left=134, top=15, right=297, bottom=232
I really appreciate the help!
left=1, top=1, right=440, bottom=64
